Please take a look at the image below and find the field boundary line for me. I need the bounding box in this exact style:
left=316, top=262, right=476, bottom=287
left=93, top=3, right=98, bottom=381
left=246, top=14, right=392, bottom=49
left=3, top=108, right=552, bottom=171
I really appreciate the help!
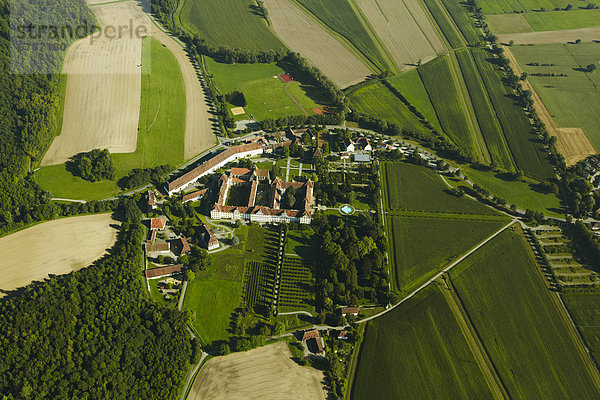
left=438, top=276, right=509, bottom=399
left=429, top=0, right=468, bottom=46
left=417, top=0, right=453, bottom=50
left=357, top=219, right=516, bottom=324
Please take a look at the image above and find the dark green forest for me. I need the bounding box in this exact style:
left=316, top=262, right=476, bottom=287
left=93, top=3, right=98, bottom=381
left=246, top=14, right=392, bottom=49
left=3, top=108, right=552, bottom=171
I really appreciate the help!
left=0, top=201, right=194, bottom=399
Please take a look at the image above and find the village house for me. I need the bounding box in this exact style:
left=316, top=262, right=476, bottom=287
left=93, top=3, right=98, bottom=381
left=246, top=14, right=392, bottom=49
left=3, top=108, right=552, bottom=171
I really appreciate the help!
left=146, top=190, right=157, bottom=211
left=355, top=137, right=372, bottom=151
left=340, top=306, right=359, bottom=316
left=200, top=224, right=219, bottom=250
left=175, top=236, right=191, bottom=256
left=145, top=264, right=184, bottom=279
left=150, top=218, right=167, bottom=230
left=300, top=329, right=324, bottom=354
left=145, top=242, right=170, bottom=256
left=344, top=138, right=355, bottom=153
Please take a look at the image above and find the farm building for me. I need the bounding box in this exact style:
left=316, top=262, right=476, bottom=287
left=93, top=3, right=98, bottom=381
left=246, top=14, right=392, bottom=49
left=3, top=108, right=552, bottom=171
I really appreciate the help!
left=182, top=188, right=208, bottom=203
left=145, top=242, right=170, bottom=255
left=355, top=137, right=372, bottom=151
left=340, top=306, right=359, bottom=316
left=210, top=168, right=314, bottom=224
left=150, top=218, right=167, bottom=230
left=166, top=142, right=263, bottom=195
left=344, top=138, right=355, bottom=152
left=337, top=330, right=349, bottom=340
left=175, top=237, right=191, bottom=256
left=299, top=329, right=324, bottom=354
left=200, top=224, right=219, bottom=250
left=145, top=264, right=184, bottom=279
left=353, top=154, right=371, bottom=163
left=146, top=190, right=157, bottom=210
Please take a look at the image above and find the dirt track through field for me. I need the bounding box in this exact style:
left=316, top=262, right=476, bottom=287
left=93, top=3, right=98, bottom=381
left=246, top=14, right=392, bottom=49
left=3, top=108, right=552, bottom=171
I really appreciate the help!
left=504, top=46, right=595, bottom=165
left=189, top=341, right=326, bottom=400
left=498, top=26, right=600, bottom=45
left=355, top=0, right=445, bottom=71
left=0, top=214, right=118, bottom=296
left=42, top=0, right=213, bottom=166
left=263, top=0, right=371, bottom=88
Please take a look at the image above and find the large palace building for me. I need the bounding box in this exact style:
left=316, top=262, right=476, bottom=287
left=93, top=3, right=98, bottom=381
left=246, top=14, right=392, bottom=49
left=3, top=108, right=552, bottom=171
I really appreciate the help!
left=210, top=167, right=314, bottom=224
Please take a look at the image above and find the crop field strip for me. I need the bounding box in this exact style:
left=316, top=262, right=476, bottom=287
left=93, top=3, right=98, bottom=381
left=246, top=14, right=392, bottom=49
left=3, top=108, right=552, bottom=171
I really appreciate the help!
left=420, top=0, right=466, bottom=48
left=478, top=0, right=588, bottom=14
left=351, top=286, right=494, bottom=398
left=437, top=0, right=481, bottom=46
left=562, top=293, right=600, bottom=366
left=293, top=0, right=396, bottom=73
left=449, top=228, right=600, bottom=399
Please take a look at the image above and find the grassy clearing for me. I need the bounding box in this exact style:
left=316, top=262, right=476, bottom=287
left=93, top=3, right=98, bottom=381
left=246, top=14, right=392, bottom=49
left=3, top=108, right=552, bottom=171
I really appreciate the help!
left=383, top=162, right=499, bottom=215
left=352, top=285, right=493, bottom=399
left=178, top=0, right=285, bottom=51
left=562, top=293, right=600, bottom=365
left=418, top=55, right=477, bottom=156
left=36, top=37, right=186, bottom=200
left=294, top=0, right=393, bottom=72
left=388, top=70, right=443, bottom=132
left=456, top=48, right=516, bottom=170
left=511, top=42, right=600, bottom=150
left=389, top=216, right=507, bottom=292
left=206, top=57, right=324, bottom=121
left=477, top=0, right=588, bottom=14
left=471, top=47, right=555, bottom=180
left=461, top=166, right=564, bottom=216
left=421, top=0, right=465, bottom=48
left=450, top=228, right=599, bottom=399
left=487, top=13, right=533, bottom=34
left=524, top=9, right=600, bottom=31
left=348, top=81, right=432, bottom=136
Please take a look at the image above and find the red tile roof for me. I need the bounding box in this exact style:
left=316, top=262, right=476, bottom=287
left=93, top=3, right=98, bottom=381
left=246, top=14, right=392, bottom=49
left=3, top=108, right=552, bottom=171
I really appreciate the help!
left=145, top=242, right=170, bottom=253
left=145, top=264, right=184, bottom=278
left=301, top=329, right=320, bottom=341
left=150, top=218, right=167, bottom=230
left=147, top=190, right=156, bottom=207
left=340, top=307, right=359, bottom=315
left=178, top=237, right=191, bottom=255
left=182, top=189, right=207, bottom=203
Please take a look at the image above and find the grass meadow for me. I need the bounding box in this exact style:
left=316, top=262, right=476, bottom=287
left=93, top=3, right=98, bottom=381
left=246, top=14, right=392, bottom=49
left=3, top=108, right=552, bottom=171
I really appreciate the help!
left=295, top=0, right=395, bottom=72
left=562, top=293, right=600, bottom=365
left=389, top=216, right=507, bottom=292
left=383, top=162, right=498, bottom=215
left=206, top=57, right=324, bottom=121
left=489, top=10, right=600, bottom=33
left=177, top=0, right=285, bottom=51
left=511, top=42, right=600, bottom=150
left=36, top=37, right=187, bottom=200
left=349, top=81, right=432, bottom=136
left=477, top=0, right=588, bottom=14
left=450, top=228, right=599, bottom=399
left=351, top=286, right=493, bottom=399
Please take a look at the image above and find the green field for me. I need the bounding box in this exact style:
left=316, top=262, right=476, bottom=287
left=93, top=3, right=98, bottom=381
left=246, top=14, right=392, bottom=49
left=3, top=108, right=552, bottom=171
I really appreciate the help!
left=177, top=0, right=285, bottom=51
left=562, top=293, right=600, bottom=365
left=487, top=13, right=534, bottom=34
left=390, top=216, right=507, bottom=291
left=461, top=166, right=565, bottom=217
left=206, top=57, right=324, bottom=121
left=450, top=228, right=599, bottom=399
left=471, top=47, right=555, bottom=180
left=352, top=286, right=493, bottom=399
left=438, top=0, right=481, bottom=45
left=388, top=70, right=443, bottom=132
left=511, top=42, right=600, bottom=150
left=478, top=0, right=588, bottom=14
left=295, top=0, right=395, bottom=72
left=36, top=37, right=188, bottom=200
left=421, top=0, right=465, bottom=48
left=182, top=225, right=268, bottom=343
left=383, top=162, right=498, bottom=215
left=349, top=81, right=432, bottom=136
left=418, top=55, right=478, bottom=156
left=489, top=10, right=600, bottom=33
left=456, top=48, right=516, bottom=170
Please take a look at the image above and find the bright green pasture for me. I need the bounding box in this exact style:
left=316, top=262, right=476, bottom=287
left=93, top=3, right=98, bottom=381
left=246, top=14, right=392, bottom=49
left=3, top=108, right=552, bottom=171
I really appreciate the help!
left=511, top=42, right=600, bottom=150
left=389, top=216, right=507, bottom=292
left=524, top=9, right=600, bottom=31
left=351, top=286, right=493, bottom=399
left=382, top=162, right=499, bottom=215
left=450, top=228, right=599, bottom=399
left=562, top=293, right=600, bottom=365
left=36, top=37, right=187, bottom=200
left=206, top=57, right=323, bottom=121
left=178, top=0, right=285, bottom=51
left=478, top=0, right=588, bottom=14
left=295, top=0, right=395, bottom=72
left=349, top=81, right=432, bottom=136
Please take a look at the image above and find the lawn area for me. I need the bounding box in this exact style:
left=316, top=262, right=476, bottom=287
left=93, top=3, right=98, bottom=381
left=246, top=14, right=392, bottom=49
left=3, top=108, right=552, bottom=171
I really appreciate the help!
left=295, top=0, right=394, bottom=72
left=477, top=0, right=587, bottom=13
left=348, top=81, right=431, bottom=137
left=450, top=228, right=599, bottom=399
left=562, top=293, right=600, bottom=365
left=383, top=162, right=499, bottom=215
left=177, top=0, right=285, bottom=51
left=351, top=285, right=493, bottom=399
left=183, top=278, right=242, bottom=343
left=511, top=42, right=600, bottom=151
left=524, top=9, right=600, bottom=31
left=462, top=165, right=565, bottom=217
left=36, top=37, right=187, bottom=200
left=205, top=57, right=324, bottom=121
left=389, top=216, right=507, bottom=292
left=418, top=55, right=478, bottom=156
left=388, top=70, right=442, bottom=132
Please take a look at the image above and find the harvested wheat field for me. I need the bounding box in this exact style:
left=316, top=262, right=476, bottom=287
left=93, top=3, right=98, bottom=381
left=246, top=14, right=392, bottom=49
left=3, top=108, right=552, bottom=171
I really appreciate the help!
left=556, top=128, right=596, bottom=166
left=189, top=341, right=327, bottom=400
left=356, top=0, right=445, bottom=71
left=263, top=0, right=371, bottom=88
left=498, top=26, right=600, bottom=45
left=0, top=214, right=118, bottom=296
